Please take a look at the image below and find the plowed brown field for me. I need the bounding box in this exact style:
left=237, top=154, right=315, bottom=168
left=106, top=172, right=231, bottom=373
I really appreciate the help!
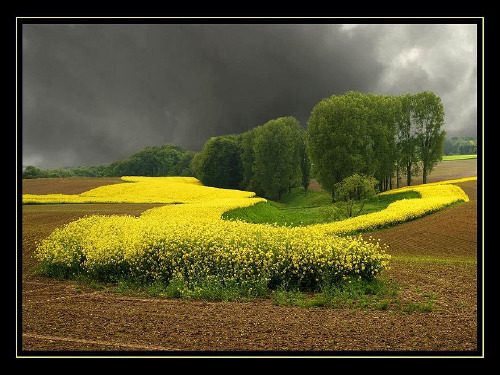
left=19, top=164, right=481, bottom=356
left=22, top=177, right=124, bottom=195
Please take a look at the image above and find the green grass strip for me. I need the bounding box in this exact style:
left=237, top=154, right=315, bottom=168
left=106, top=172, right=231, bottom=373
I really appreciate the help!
left=222, top=189, right=421, bottom=227
left=441, top=154, right=477, bottom=161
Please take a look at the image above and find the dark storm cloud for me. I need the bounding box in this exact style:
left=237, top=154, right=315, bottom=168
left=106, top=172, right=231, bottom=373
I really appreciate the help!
left=22, top=23, right=477, bottom=167
left=356, top=24, right=478, bottom=137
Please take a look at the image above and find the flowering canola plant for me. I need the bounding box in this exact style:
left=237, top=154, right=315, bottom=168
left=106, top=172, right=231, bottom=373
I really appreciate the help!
left=311, top=177, right=474, bottom=235
left=23, top=177, right=256, bottom=204
left=31, top=176, right=474, bottom=290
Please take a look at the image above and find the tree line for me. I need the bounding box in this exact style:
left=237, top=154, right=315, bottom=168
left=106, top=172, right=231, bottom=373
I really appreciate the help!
left=308, top=90, right=446, bottom=196
left=23, top=90, right=448, bottom=202
left=191, top=117, right=310, bottom=201
left=22, top=144, right=195, bottom=179
left=443, top=136, right=477, bottom=155
left=193, top=90, right=446, bottom=200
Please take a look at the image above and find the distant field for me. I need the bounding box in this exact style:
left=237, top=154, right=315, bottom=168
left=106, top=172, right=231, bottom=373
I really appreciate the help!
left=442, top=155, right=477, bottom=161
left=309, top=158, right=477, bottom=191
left=397, top=158, right=477, bottom=187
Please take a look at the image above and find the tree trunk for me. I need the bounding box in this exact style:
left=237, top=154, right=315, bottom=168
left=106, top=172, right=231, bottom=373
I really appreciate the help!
left=406, top=164, right=412, bottom=186
left=422, top=164, right=427, bottom=184
left=356, top=200, right=366, bottom=216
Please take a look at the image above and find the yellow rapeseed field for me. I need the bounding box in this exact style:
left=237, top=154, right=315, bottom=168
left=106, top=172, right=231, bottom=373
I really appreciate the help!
left=30, top=176, right=475, bottom=290
left=23, top=176, right=256, bottom=204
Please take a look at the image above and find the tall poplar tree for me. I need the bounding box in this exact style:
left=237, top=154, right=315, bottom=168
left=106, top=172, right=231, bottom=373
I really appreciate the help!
left=395, top=93, right=420, bottom=187
left=413, top=91, right=446, bottom=183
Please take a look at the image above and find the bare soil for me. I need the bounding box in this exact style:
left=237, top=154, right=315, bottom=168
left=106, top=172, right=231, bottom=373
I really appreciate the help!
left=22, top=177, right=124, bottom=195
left=19, top=171, right=480, bottom=356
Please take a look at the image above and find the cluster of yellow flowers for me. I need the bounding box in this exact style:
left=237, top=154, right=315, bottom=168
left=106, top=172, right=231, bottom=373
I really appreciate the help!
left=313, top=177, right=474, bottom=235
left=32, top=176, right=474, bottom=289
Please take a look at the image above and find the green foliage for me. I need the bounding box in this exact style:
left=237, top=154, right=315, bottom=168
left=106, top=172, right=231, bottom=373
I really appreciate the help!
left=443, top=137, right=477, bottom=156
left=22, top=165, right=109, bottom=179
left=105, top=144, right=194, bottom=177
left=307, top=91, right=399, bottom=195
left=23, top=144, right=195, bottom=179
left=113, top=275, right=402, bottom=308
left=412, top=91, right=446, bottom=183
left=344, top=92, right=399, bottom=187
left=197, top=135, right=243, bottom=189
left=307, top=93, right=368, bottom=195
left=333, top=174, right=378, bottom=218
left=307, top=90, right=447, bottom=191
left=252, top=117, right=302, bottom=200
left=237, top=118, right=310, bottom=201
left=22, top=165, right=44, bottom=179
left=189, top=151, right=202, bottom=178
left=318, top=204, right=343, bottom=222
left=115, top=278, right=268, bottom=302
left=395, top=93, right=419, bottom=187
left=404, top=301, right=435, bottom=313
left=394, top=91, right=447, bottom=185
left=239, top=128, right=258, bottom=190
left=271, top=276, right=400, bottom=309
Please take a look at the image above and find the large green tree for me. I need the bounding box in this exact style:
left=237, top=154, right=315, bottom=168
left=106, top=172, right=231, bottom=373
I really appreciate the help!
left=252, top=117, right=302, bottom=201
left=344, top=92, right=399, bottom=191
left=307, top=92, right=374, bottom=198
left=197, top=135, right=243, bottom=189
left=395, top=93, right=420, bottom=187
left=413, top=91, right=446, bottom=183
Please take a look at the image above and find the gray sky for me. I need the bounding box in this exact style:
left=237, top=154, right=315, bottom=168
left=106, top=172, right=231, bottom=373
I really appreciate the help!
left=22, top=22, right=478, bottom=167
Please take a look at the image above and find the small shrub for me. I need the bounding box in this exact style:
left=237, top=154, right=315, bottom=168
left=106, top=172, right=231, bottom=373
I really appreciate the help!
left=333, top=174, right=378, bottom=218
left=318, top=205, right=342, bottom=221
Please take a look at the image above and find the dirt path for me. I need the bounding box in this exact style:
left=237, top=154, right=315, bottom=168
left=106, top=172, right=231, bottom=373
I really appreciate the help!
left=19, top=177, right=480, bottom=355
